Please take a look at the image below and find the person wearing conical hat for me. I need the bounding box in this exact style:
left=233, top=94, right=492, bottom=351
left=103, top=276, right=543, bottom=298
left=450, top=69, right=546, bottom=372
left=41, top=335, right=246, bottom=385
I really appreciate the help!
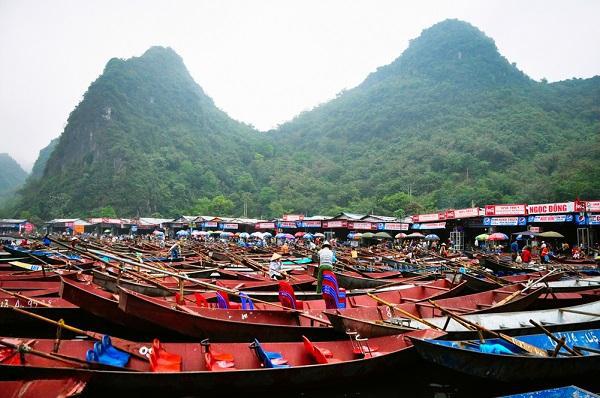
left=269, top=253, right=283, bottom=280
left=316, top=241, right=335, bottom=293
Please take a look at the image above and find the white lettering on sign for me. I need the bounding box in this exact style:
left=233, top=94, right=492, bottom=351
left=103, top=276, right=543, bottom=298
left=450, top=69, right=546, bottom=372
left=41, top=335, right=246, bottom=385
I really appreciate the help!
left=485, top=204, right=526, bottom=216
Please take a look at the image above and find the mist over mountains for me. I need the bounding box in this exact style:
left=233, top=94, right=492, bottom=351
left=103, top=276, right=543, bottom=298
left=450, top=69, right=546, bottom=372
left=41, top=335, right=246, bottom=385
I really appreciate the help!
left=5, top=19, right=599, bottom=221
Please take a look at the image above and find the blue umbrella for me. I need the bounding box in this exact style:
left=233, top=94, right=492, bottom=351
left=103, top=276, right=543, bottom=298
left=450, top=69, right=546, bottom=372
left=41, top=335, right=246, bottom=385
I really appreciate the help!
left=303, top=233, right=313, bottom=239
left=176, top=230, right=189, bottom=236
left=425, top=234, right=440, bottom=241
left=262, top=232, right=273, bottom=237
left=275, top=233, right=286, bottom=239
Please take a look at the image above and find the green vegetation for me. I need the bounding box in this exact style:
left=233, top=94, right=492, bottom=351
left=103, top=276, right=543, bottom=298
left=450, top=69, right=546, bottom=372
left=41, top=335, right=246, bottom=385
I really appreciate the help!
left=5, top=20, right=600, bottom=220
left=0, top=153, right=27, bottom=206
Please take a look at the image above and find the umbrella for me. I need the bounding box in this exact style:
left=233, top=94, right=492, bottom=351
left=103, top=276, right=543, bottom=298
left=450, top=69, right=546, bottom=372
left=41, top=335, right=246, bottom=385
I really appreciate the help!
left=220, top=232, right=234, bottom=237
left=208, top=230, right=223, bottom=235
left=152, top=230, right=165, bottom=236
left=425, top=234, right=440, bottom=241
left=475, top=233, right=489, bottom=241
left=294, top=232, right=305, bottom=237
left=395, top=233, right=407, bottom=239
left=262, top=232, right=273, bottom=237
left=406, top=233, right=425, bottom=239
left=250, top=232, right=263, bottom=238
left=239, top=232, right=250, bottom=238
left=361, top=232, right=375, bottom=239
left=511, top=231, right=538, bottom=236
left=275, top=233, right=286, bottom=239
left=197, top=231, right=209, bottom=235
left=191, top=230, right=202, bottom=236
left=176, top=230, right=189, bottom=237
left=314, top=233, right=325, bottom=238
left=352, top=233, right=363, bottom=240
left=303, top=233, right=314, bottom=239
left=103, top=229, right=111, bottom=233
left=488, top=232, right=509, bottom=241
left=539, top=231, right=564, bottom=238
left=283, top=233, right=295, bottom=239
left=374, top=232, right=393, bottom=239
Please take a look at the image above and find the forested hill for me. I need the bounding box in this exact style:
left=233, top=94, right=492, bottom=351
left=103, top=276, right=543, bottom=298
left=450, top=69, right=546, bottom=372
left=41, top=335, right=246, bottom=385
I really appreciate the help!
left=270, top=19, right=600, bottom=216
left=14, top=47, right=265, bottom=219
left=30, top=138, right=58, bottom=180
left=6, top=20, right=600, bottom=221
left=0, top=153, right=27, bottom=204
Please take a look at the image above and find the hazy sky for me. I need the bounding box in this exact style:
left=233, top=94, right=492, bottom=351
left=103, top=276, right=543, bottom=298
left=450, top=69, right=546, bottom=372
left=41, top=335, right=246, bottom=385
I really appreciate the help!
left=1, top=0, right=599, bottom=170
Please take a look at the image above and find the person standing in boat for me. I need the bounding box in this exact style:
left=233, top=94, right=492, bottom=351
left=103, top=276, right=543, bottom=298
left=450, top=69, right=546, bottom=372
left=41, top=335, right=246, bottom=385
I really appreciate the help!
left=169, top=241, right=180, bottom=259
left=510, top=240, right=519, bottom=261
left=316, top=241, right=335, bottom=293
left=269, top=253, right=284, bottom=280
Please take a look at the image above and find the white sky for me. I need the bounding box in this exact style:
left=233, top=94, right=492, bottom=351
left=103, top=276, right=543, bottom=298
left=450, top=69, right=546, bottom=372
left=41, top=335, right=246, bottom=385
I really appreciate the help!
left=1, top=0, right=599, bottom=171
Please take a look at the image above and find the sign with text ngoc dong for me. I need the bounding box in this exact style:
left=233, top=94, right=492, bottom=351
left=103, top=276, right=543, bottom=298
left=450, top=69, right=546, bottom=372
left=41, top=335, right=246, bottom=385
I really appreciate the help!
left=527, top=215, right=573, bottom=223
left=322, top=220, right=347, bottom=228
left=348, top=222, right=376, bottom=230
left=220, top=223, right=239, bottom=230
left=255, top=222, right=276, bottom=229
left=483, top=217, right=527, bottom=226
left=526, top=202, right=574, bottom=215
left=203, top=222, right=218, bottom=228
left=485, top=204, right=527, bottom=216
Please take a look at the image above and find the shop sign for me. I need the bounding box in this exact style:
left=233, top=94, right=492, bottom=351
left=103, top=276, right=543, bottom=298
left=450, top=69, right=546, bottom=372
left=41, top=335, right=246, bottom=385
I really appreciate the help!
left=298, top=221, right=321, bottom=228
left=483, top=217, right=527, bottom=226
left=412, top=222, right=446, bottom=230
left=220, top=223, right=239, bottom=230
left=255, top=222, right=276, bottom=229
left=485, top=204, right=527, bottom=216
left=348, top=222, right=376, bottom=230
left=323, top=220, right=347, bottom=228
left=446, top=208, right=480, bottom=219
left=527, top=202, right=574, bottom=214
left=277, top=221, right=297, bottom=228
left=586, top=201, right=600, bottom=212
left=412, top=213, right=445, bottom=223
left=282, top=214, right=304, bottom=222
left=381, top=223, right=410, bottom=231
left=203, top=222, right=218, bottom=228
left=527, top=215, right=573, bottom=223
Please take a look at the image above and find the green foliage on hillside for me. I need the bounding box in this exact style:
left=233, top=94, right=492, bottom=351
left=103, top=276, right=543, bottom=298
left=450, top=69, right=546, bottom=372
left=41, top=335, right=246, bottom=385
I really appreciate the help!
left=0, top=153, right=27, bottom=205
left=30, top=138, right=59, bottom=179
left=6, top=20, right=600, bottom=221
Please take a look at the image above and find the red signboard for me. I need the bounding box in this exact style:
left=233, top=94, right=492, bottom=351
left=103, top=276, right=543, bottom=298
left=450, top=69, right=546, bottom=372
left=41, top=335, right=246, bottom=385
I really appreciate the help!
left=527, top=202, right=574, bottom=215
left=412, top=213, right=443, bottom=223
left=383, top=223, right=409, bottom=231
left=446, top=208, right=480, bottom=219
left=586, top=201, right=600, bottom=212
left=485, top=204, right=527, bottom=216
left=283, top=214, right=304, bottom=222
left=348, top=222, right=376, bottom=230
left=323, top=220, right=347, bottom=228
left=255, top=222, right=276, bottom=229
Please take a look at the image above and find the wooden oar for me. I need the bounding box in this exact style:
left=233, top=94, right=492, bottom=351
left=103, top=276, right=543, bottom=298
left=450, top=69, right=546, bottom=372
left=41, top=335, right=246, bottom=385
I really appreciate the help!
left=427, top=299, right=548, bottom=357
left=366, top=292, right=441, bottom=330
left=9, top=307, right=146, bottom=359
left=528, top=319, right=581, bottom=356
left=493, top=270, right=556, bottom=307
left=559, top=308, right=600, bottom=317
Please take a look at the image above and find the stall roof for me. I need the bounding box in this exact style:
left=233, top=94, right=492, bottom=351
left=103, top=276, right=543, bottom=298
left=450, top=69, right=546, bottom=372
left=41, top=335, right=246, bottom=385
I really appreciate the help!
left=0, top=219, right=27, bottom=224
left=46, top=218, right=92, bottom=226
left=330, top=212, right=365, bottom=221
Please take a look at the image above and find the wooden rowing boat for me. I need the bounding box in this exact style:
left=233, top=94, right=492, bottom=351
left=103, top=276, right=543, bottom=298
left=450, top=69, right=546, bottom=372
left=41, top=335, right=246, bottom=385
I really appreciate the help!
left=410, top=328, right=600, bottom=382
left=0, top=329, right=444, bottom=394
